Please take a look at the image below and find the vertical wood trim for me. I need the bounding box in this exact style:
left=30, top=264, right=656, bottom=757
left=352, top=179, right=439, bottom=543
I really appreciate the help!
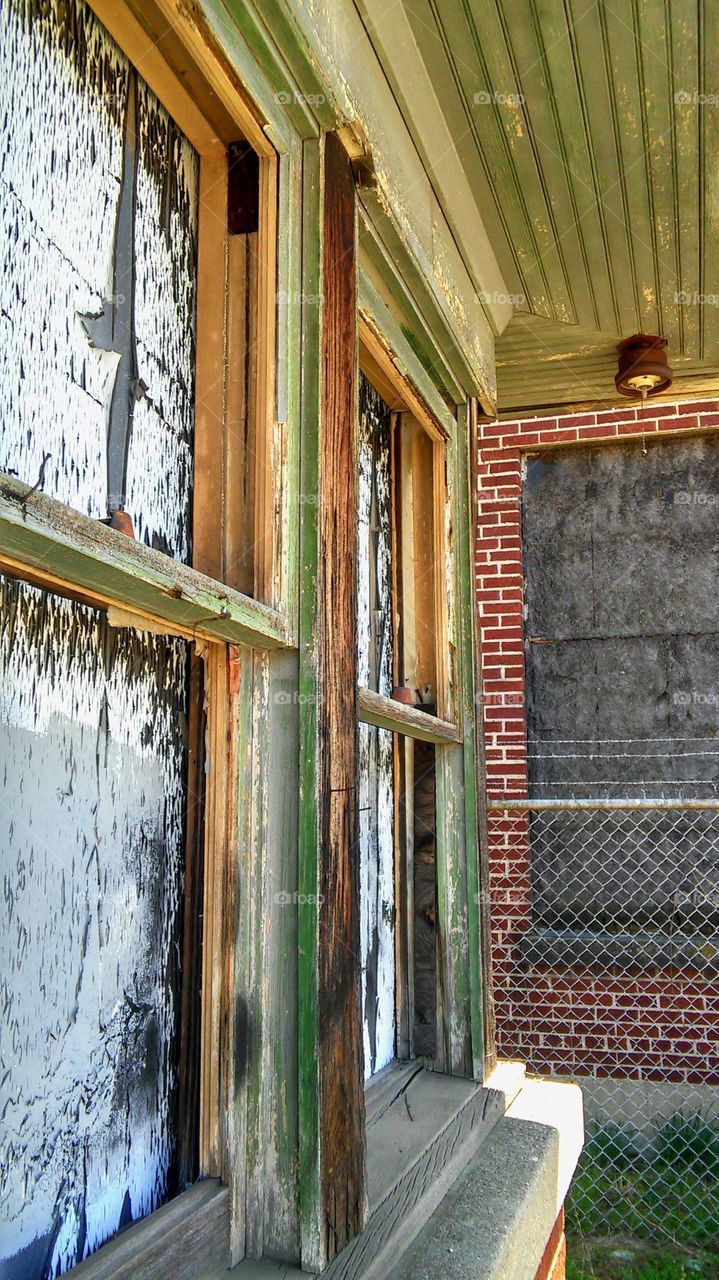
left=193, top=157, right=228, bottom=580
left=297, top=134, right=323, bottom=1271
left=317, top=128, right=366, bottom=1263
left=225, top=233, right=252, bottom=596
left=432, top=440, right=450, bottom=720
left=199, top=643, right=231, bottom=1172
left=455, top=403, right=485, bottom=1079
left=469, top=398, right=497, bottom=1076
left=255, top=156, right=279, bottom=604
left=176, top=651, right=207, bottom=1188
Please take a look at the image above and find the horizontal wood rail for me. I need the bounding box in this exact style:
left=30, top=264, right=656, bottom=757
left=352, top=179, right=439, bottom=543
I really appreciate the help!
left=0, top=474, right=290, bottom=648
left=358, top=687, right=461, bottom=744
left=68, top=1179, right=229, bottom=1280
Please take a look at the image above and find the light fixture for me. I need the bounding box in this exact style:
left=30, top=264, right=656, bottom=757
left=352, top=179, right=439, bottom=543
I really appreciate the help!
left=615, top=334, right=673, bottom=398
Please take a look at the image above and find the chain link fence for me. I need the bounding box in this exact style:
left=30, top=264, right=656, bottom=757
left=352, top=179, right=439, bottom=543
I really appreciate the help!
left=487, top=799, right=719, bottom=1248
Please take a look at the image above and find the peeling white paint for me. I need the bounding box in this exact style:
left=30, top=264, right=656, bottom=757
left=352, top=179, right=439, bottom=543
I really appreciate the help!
left=0, top=0, right=197, bottom=560
left=358, top=374, right=395, bottom=1078
left=0, top=577, right=188, bottom=1278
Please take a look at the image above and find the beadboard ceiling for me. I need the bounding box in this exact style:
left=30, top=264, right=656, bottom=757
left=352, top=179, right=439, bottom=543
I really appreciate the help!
left=356, top=0, right=719, bottom=414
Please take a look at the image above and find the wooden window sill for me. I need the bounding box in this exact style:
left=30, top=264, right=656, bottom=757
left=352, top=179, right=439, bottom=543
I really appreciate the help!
left=66, top=1180, right=230, bottom=1280
left=0, top=474, right=290, bottom=648
left=358, top=686, right=461, bottom=744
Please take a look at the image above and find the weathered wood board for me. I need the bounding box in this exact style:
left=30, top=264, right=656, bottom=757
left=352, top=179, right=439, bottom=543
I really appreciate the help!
left=315, top=130, right=365, bottom=1263
left=0, top=576, right=189, bottom=1278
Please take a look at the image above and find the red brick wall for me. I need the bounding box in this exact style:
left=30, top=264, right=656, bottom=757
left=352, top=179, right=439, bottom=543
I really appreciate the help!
left=476, top=399, right=719, bottom=1084
left=534, top=1210, right=566, bottom=1280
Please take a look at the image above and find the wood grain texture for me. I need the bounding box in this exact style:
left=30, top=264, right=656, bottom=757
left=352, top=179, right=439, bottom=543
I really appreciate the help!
left=317, top=130, right=366, bottom=1262
left=296, top=134, right=323, bottom=1272
left=66, top=1180, right=229, bottom=1280
left=322, top=1071, right=507, bottom=1280
left=0, top=476, right=289, bottom=649
left=358, top=688, right=459, bottom=744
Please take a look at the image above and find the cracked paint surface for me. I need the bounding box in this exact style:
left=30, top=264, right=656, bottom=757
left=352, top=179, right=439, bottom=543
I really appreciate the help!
left=0, top=577, right=188, bottom=1278
left=357, top=373, right=395, bottom=1079
left=0, top=0, right=198, bottom=560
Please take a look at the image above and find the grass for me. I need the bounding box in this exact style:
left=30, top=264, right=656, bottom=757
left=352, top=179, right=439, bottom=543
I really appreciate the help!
left=567, top=1236, right=719, bottom=1280
left=566, top=1116, right=719, bottom=1248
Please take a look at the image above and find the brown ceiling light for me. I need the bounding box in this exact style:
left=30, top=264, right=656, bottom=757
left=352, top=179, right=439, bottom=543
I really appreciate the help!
left=615, top=334, right=673, bottom=398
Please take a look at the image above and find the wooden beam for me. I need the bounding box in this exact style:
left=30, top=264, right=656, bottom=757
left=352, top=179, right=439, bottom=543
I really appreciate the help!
left=297, top=134, right=323, bottom=1272
left=316, top=129, right=366, bottom=1265
left=0, top=476, right=289, bottom=649
left=87, top=0, right=271, bottom=156
left=358, top=692, right=460, bottom=746
left=359, top=314, right=451, bottom=442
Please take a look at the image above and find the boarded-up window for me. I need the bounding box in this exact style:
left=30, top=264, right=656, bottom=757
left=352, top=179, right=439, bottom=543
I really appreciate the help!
left=0, top=1, right=203, bottom=1272
left=357, top=372, right=441, bottom=1075
left=523, top=436, right=719, bottom=931
left=0, top=0, right=198, bottom=559
left=358, top=374, right=395, bottom=1077
left=0, top=576, right=189, bottom=1277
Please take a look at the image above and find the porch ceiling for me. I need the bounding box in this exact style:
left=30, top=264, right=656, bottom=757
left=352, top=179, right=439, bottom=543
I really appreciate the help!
left=356, top=0, right=719, bottom=413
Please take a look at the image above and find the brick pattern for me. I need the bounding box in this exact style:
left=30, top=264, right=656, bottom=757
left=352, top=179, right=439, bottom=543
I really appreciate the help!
left=476, top=399, right=719, bottom=1083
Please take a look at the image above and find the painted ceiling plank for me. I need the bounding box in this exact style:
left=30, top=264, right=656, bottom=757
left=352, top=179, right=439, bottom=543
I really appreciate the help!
left=699, top=0, right=719, bottom=362
left=356, top=0, right=512, bottom=337
left=413, top=0, right=576, bottom=326
left=632, top=0, right=683, bottom=347
left=461, top=0, right=590, bottom=327
left=598, top=0, right=664, bottom=340
left=249, top=0, right=498, bottom=403
left=668, top=0, right=702, bottom=359
left=524, top=0, right=620, bottom=336
left=422, top=0, right=557, bottom=321
left=0, top=475, right=289, bottom=648
left=564, top=0, right=649, bottom=337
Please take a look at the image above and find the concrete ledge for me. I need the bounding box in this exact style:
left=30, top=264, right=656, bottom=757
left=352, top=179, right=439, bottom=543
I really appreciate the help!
left=520, top=926, right=719, bottom=973
left=386, top=1078, right=584, bottom=1280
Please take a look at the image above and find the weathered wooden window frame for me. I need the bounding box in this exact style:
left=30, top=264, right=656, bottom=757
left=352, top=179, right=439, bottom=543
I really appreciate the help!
left=0, top=0, right=301, bottom=650
left=357, top=289, right=485, bottom=1083
left=0, top=3, right=307, bottom=1275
